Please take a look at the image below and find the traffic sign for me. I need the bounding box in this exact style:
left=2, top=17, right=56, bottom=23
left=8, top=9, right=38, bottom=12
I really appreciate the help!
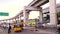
left=0, top=12, right=9, bottom=16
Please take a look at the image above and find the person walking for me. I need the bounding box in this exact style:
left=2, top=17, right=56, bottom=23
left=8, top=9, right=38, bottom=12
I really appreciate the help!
left=38, top=16, right=43, bottom=24
left=8, top=23, right=11, bottom=34
left=34, top=18, right=38, bottom=31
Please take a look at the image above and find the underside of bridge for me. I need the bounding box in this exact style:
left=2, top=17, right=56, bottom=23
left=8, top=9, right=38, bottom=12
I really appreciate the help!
left=0, top=0, right=58, bottom=28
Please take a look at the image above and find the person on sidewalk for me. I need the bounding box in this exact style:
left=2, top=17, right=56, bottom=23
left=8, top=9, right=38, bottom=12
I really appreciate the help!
left=8, top=23, right=11, bottom=34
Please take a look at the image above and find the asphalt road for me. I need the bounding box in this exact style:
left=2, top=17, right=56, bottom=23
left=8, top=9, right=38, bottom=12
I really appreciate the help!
left=0, top=29, right=40, bottom=34
left=0, top=27, right=58, bottom=34
left=0, top=27, right=40, bottom=34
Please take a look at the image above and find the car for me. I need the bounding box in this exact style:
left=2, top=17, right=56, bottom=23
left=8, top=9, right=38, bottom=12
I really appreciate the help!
left=13, top=27, right=22, bottom=32
left=13, top=25, right=23, bottom=32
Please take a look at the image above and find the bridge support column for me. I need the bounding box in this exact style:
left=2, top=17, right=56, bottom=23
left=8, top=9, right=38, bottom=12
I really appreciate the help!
left=11, top=20, right=13, bottom=23
left=15, top=18, right=16, bottom=21
left=12, top=19, right=14, bottom=22
left=49, top=0, right=57, bottom=25
left=19, top=16, right=21, bottom=23
left=23, top=9, right=29, bottom=26
left=15, top=18, right=17, bottom=23
left=39, top=8, right=43, bottom=23
left=17, top=17, right=19, bottom=20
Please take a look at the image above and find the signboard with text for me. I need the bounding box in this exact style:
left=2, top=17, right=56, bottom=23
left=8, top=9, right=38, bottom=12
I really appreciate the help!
left=0, top=12, right=9, bottom=16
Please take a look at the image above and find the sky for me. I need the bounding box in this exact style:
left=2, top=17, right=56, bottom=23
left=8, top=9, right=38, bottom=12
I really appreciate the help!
left=0, top=0, right=60, bottom=20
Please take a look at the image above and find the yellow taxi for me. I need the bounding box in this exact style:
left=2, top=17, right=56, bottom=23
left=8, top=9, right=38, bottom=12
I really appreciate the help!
left=13, top=25, right=22, bottom=32
left=13, top=27, right=22, bottom=32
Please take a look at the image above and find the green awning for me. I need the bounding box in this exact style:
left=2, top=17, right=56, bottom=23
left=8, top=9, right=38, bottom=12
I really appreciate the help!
left=0, top=12, right=9, bottom=16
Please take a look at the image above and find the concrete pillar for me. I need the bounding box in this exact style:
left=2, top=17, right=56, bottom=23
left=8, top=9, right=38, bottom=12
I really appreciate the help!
left=7, top=20, right=10, bottom=23
left=10, top=20, right=12, bottom=23
left=17, top=17, right=19, bottom=21
left=12, top=19, right=15, bottom=24
left=19, top=16, right=21, bottom=22
left=9, top=20, right=11, bottom=23
left=49, top=0, right=57, bottom=25
left=12, top=19, right=13, bottom=21
left=12, top=19, right=14, bottom=23
left=12, top=19, right=14, bottom=21
left=23, top=9, right=29, bottom=26
left=11, top=19, right=13, bottom=22
left=14, top=18, right=16, bottom=23
left=13, top=19, right=15, bottom=21
left=15, top=18, right=17, bottom=21
left=39, top=8, right=43, bottom=23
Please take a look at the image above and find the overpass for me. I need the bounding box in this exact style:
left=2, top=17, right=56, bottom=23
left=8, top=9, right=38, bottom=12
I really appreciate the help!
left=0, top=0, right=58, bottom=27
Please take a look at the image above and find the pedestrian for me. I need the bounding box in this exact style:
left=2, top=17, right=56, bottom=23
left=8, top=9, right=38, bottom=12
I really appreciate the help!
left=20, top=20, right=24, bottom=30
left=34, top=18, right=38, bottom=31
left=38, top=16, right=43, bottom=24
left=8, top=23, right=11, bottom=34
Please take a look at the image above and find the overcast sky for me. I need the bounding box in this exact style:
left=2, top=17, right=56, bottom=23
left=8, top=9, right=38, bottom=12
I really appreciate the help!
left=0, top=0, right=60, bottom=20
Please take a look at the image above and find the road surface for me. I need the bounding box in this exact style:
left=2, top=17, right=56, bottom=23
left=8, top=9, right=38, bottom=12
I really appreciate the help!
left=0, top=27, right=58, bottom=34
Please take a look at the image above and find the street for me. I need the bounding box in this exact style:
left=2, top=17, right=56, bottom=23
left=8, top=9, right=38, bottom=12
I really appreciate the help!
left=0, top=28, right=40, bottom=34
left=0, top=27, right=41, bottom=34
left=0, top=27, right=59, bottom=34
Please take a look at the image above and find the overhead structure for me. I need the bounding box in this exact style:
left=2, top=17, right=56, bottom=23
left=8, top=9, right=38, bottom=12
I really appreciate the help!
left=0, top=0, right=58, bottom=26
left=0, top=0, right=49, bottom=21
